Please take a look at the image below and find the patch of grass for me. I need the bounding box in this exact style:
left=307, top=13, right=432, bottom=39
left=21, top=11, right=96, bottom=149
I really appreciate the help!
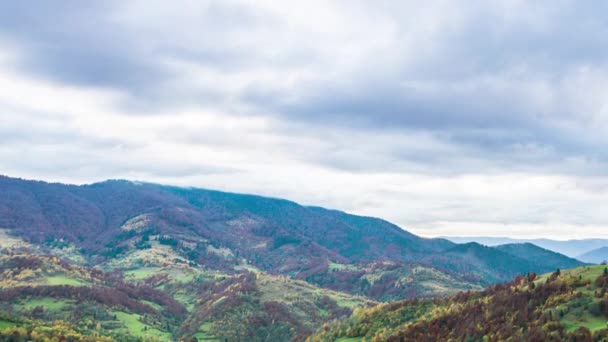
left=124, top=267, right=162, bottom=280
left=536, top=265, right=606, bottom=285
left=15, top=298, right=72, bottom=311
left=336, top=337, right=362, bottom=342
left=562, top=312, right=608, bottom=332
left=46, top=275, right=85, bottom=286
left=193, top=322, right=220, bottom=341
left=334, top=298, right=364, bottom=308
left=329, top=262, right=360, bottom=272
left=114, top=311, right=172, bottom=340
left=173, top=293, right=197, bottom=312
left=0, top=319, right=19, bottom=330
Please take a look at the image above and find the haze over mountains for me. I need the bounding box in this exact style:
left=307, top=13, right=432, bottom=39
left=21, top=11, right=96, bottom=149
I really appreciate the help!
left=577, top=247, right=608, bottom=264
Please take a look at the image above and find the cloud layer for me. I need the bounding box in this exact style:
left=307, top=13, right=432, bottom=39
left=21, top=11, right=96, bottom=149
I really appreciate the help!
left=2, top=0, right=608, bottom=238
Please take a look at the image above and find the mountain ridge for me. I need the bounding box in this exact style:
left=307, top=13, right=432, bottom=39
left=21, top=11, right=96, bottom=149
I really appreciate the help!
left=578, top=247, right=608, bottom=264
left=444, top=236, right=608, bottom=259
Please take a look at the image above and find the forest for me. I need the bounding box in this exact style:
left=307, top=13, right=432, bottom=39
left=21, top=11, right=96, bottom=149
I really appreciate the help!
left=307, top=266, right=608, bottom=341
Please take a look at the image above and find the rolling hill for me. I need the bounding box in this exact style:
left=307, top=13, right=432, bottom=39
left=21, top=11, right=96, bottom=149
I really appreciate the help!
left=0, top=253, right=374, bottom=341
left=307, top=265, right=608, bottom=341
left=0, top=175, right=593, bottom=341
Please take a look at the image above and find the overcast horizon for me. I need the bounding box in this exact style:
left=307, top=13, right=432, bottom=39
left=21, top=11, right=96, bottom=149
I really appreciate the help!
left=2, top=1, right=608, bottom=239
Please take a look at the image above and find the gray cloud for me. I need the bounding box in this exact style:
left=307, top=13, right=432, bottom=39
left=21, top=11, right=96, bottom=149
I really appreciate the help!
left=2, top=1, right=608, bottom=237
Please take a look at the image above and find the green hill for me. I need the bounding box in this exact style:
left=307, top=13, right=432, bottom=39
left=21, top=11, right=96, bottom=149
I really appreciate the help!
left=0, top=254, right=373, bottom=341
left=307, top=265, right=608, bottom=341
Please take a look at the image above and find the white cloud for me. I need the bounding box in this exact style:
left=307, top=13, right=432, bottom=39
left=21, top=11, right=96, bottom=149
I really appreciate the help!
left=2, top=1, right=608, bottom=238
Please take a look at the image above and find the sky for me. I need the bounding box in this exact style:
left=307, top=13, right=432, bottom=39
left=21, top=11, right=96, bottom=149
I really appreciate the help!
left=1, top=1, right=608, bottom=239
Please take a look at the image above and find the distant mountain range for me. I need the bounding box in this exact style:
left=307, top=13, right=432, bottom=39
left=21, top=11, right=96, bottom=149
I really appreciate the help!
left=577, top=247, right=608, bottom=264
left=0, top=175, right=590, bottom=340
left=444, top=236, right=608, bottom=260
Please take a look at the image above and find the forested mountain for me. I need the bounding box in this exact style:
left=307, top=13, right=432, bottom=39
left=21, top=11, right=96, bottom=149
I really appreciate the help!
left=0, top=175, right=449, bottom=265
left=446, top=236, right=608, bottom=259
left=308, top=265, right=608, bottom=341
left=0, top=175, right=589, bottom=341
left=495, top=243, right=586, bottom=272
left=423, top=242, right=586, bottom=285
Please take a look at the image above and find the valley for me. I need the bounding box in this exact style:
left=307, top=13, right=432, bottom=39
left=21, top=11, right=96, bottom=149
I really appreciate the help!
left=0, top=176, right=600, bottom=341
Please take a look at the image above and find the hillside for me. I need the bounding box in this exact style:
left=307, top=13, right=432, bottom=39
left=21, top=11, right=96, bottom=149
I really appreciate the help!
left=495, top=243, right=586, bottom=272
left=422, top=242, right=584, bottom=285
left=578, top=247, right=608, bottom=264
left=0, top=175, right=595, bottom=341
left=307, top=265, right=608, bottom=341
left=0, top=254, right=373, bottom=341
left=0, top=176, right=586, bottom=295
left=0, top=176, right=450, bottom=267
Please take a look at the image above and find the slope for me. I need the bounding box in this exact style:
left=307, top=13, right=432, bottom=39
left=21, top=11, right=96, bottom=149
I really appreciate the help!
left=495, top=242, right=586, bottom=271
left=0, top=253, right=373, bottom=341
left=0, top=175, right=589, bottom=299
left=0, top=175, right=451, bottom=269
left=423, top=242, right=542, bottom=284
left=307, top=265, right=608, bottom=341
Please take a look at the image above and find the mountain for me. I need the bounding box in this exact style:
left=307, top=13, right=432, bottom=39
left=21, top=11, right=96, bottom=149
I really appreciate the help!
left=0, top=175, right=591, bottom=341
left=308, top=265, right=608, bottom=341
left=495, top=243, right=586, bottom=271
left=445, top=236, right=608, bottom=258
left=0, top=176, right=583, bottom=289
left=578, top=247, right=608, bottom=264
left=0, top=175, right=450, bottom=267
left=0, top=176, right=585, bottom=286
left=422, top=242, right=584, bottom=285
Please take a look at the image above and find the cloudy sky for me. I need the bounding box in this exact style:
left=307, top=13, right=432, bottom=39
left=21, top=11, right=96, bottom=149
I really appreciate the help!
left=2, top=1, right=608, bottom=239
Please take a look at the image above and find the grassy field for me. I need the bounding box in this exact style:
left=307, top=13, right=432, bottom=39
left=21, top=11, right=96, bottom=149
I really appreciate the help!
left=124, top=267, right=162, bottom=280
left=46, top=275, right=85, bottom=286
left=114, top=311, right=172, bottom=341
left=0, top=319, right=19, bottom=330
left=536, top=265, right=606, bottom=284
left=193, top=322, right=220, bottom=341
left=15, top=297, right=73, bottom=311
left=563, top=312, right=608, bottom=332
